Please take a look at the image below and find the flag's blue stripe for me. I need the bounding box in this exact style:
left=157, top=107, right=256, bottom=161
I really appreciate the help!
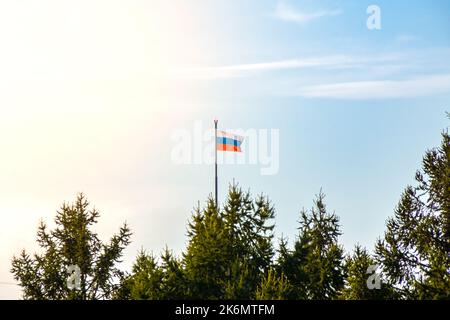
left=216, top=137, right=242, bottom=147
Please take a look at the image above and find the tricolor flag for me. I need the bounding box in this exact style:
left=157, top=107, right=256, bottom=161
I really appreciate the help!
left=216, top=130, right=244, bottom=152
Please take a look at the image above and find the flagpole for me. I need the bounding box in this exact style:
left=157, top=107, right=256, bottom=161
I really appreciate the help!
left=214, top=119, right=218, bottom=210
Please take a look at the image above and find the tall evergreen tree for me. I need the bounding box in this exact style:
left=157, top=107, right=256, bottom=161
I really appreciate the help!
left=115, top=247, right=186, bottom=300
left=340, top=245, right=397, bottom=300
left=255, top=268, right=291, bottom=300
left=375, top=124, right=450, bottom=299
left=278, top=191, right=345, bottom=299
left=119, top=250, right=163, bottom=300
left=183, top=183, right=275, bottom=299
left=11, top=193, right=132, bottom=300
left=183, top=198, right=230, bottom=299
left=159, top=247, right=187, bottom=299
left=220, top=185, right=275, bottom=299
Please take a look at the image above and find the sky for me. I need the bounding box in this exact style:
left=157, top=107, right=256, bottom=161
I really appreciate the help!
left=0, top=0, right=449, bottom=299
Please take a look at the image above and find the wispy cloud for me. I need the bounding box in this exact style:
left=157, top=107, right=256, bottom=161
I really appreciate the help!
left=174, top=49, right=450, bottom=99
left=274, top=2, right=342, bottom=24
left=175, top=56, right=347, bottom=79
left=295, top=74, right=450, bottom=99
left=174, top=54, right=399, bottom=79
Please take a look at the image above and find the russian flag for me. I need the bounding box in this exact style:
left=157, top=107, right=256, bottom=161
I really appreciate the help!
left=216, top=130, right=244, bottom=152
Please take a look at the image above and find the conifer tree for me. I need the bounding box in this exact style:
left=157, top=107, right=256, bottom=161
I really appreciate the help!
left=118, top=250, right=164, bottom=300
left=278, top=191, right=345, bottom=299
left=115, top=247, right=186, bottom=300
left=255, top=268, right=291, bottom=300
left=159, top=247, right=186, bottom=299
left=376, top=124, right=450, bottom=299
left=183, top=183, right=275, bottom=299
left=220, top=184, right=275, bottom=299
left=339, top=245, right=397, bottom=300
left=11, top=193, right=132, bottom=300
left=183, top=198, right=230, bottom=298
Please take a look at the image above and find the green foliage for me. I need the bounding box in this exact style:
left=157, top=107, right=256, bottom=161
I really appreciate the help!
left=222, top=260, right=254, bottom=299
left=121, top=250, right=164, bottom=299
left=183, top=183, right=276, bottom=299
left=159, top=247, right=187, bottom=299
left=220, top=185, right=276, bottom=299
left=375, top=129, right=450, bottom=299
left=339, top=245, right=397, bottom=300
left=116, top=247, right=186, bottom=300
left=11, top=117, right=450, bottom=300
left=221, top=186, right=275, bottom=273
left=256, top=269, right=291, bottom=300
left=278, top=191, right=345, bottom=299
left=11, top=193, right=132, bottom=300
left=183, top=198, right=230, bottom=298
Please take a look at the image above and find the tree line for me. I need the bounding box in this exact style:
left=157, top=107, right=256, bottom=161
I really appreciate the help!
left=11, top=118, right=450, bottom=300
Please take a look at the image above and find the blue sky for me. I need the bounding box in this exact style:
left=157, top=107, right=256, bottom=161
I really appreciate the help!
left=0, top=0, right=449, bottom=298
left=173, top=0, right=450, bottom=248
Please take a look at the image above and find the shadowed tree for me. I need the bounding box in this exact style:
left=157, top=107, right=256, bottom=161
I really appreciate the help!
left=375, top=120, right=450, bottom=299
left=158, top=247, right=187, bottom=299
left=116, top=247, right=186, bottom=300
left=183, top=183, right=275, bottom=299
left=339, top=245, right=398, bottom=300
left=116, top=250, right=164, bottom=300
left=182, top=197, right=230, bottom=298
left=122, top=184, right=275, bottom=300
left=220, top=185, right=276, bottom=299
left=255, top=268, right=291, bottom=300
left=278, top=191, right=345, bottom=299
left=11, top=193, right=132, bottom=300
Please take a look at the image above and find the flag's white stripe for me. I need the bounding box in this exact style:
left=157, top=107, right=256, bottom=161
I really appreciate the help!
left=217, top=130, right=244, bottom=141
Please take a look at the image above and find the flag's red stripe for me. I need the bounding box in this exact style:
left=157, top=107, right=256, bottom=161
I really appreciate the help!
left=217, top=144, right=241, bottom=152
